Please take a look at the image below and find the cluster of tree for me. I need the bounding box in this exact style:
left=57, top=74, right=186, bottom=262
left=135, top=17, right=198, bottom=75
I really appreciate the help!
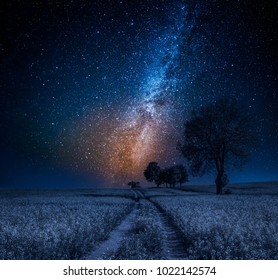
left=130, top=98, right=255, bottom=194
left=144, top=162, right=188, bottom=188
left=142, top=98, right=255, bottom=194
left=127, top=181, right=141, bottom=188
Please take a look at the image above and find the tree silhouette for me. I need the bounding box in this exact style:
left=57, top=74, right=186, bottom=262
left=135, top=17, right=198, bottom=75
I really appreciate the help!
left=144, top=162, right=161, bottom=187
left=128, top=181, right=141, bottom=188
left=161, top=167, right=173, bottom=188
left=178, top=98, right=256, bottom=194
left=175, top=164, right=189, bottom=188
left=162, top=165, right=188, bottom=188
left=144, top=162, right=188, bottom=188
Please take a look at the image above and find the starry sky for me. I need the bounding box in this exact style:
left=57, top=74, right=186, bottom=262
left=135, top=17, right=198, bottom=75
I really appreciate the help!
left=1, top=0, right=277, bottom=188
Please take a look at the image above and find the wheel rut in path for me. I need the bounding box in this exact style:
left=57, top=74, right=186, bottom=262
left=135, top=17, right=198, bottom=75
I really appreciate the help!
left=82, top=202, right=139, bottom=260
left=134, top=190, right=189, bottom=260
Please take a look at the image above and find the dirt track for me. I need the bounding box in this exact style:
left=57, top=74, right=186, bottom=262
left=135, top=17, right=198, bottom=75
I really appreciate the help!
left=83, top=189, right=188, bottom=260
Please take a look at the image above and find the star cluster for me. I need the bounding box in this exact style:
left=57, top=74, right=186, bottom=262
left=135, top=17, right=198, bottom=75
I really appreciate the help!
left=1, top=0, right=277, bottom=187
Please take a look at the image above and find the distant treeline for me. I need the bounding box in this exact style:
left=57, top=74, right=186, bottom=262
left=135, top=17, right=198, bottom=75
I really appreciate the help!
left=144, top=162, right=188, bottom=188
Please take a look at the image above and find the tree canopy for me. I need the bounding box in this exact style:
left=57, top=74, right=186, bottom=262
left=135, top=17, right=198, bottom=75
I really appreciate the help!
left=143, top=162, right=161, bottom=187
left=144, top=162, right=188, bottom=188
left=178, top=98, right=256, bottom=194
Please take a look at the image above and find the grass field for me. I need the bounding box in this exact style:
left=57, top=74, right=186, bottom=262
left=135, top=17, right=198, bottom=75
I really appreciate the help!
left=0, top=182, right=277, bottom=260
left=149, top=193, right=278, bottom=259
left=0, top=192, right=133, bottom=259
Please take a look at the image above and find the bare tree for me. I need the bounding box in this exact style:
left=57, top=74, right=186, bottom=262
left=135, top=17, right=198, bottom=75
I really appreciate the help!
left=178, top=98, right=256, bottom=194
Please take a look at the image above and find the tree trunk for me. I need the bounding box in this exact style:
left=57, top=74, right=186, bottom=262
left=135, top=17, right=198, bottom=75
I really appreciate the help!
left=215, top=170, right=224, bottom=194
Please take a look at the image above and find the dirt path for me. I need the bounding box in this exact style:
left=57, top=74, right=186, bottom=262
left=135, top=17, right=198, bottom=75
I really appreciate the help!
left=153, top=202, right=189, bottom=259
left=82, top=202, right=139, bottom=260
left=83, top=189, right=188, bottom=260
left=134, top=190, right=189, bottom=259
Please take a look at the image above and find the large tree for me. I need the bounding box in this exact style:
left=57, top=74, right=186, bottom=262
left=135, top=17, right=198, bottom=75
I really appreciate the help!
left=178, top=98, right=256, bottom=194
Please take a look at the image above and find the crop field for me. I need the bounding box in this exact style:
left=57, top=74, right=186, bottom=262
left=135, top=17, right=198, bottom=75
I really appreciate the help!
left=0, top=183, right=277, bottom=260
left=0, top=191, right=133, bottom=259
left=150, top=193, right=278, bottom=259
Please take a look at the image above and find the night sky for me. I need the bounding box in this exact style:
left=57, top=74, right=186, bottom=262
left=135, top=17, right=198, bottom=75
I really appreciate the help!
left=1, top=0, right=277, bottom=188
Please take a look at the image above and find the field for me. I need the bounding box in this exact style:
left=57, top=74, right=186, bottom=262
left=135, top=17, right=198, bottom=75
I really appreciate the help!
left=0, top=183, right=277, bottom=260
left=0, top=190, right=133, bottom=259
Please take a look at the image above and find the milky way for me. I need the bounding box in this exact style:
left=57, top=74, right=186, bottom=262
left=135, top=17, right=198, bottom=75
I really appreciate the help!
left=1, top=0, right=278, bottom=187
left=105, top=4, right=187, bottom=183
left=63, top=3, right=192, bottom=185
